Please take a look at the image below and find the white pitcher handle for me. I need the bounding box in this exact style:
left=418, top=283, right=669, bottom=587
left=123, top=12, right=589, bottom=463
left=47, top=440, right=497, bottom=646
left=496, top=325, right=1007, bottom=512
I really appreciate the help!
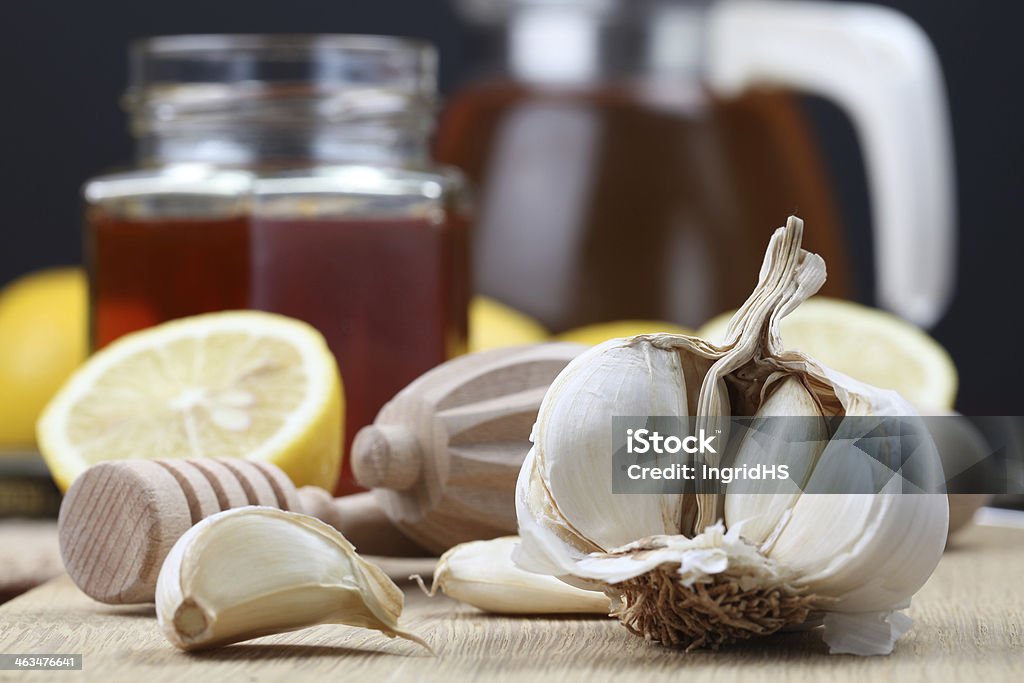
left=706, top=0, right=955, bottom=327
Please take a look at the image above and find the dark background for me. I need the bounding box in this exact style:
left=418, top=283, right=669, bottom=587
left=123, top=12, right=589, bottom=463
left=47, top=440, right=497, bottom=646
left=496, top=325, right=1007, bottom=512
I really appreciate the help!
left=2, top=1, right=1021, bottom=413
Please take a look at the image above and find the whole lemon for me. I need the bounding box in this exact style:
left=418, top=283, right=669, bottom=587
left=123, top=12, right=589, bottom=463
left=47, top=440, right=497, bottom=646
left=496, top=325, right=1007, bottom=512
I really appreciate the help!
left=469, top=296, right=548, bottom=352
left=555, top=320, right=694, bottom=346
left=0, top=268, right=87, bottom=448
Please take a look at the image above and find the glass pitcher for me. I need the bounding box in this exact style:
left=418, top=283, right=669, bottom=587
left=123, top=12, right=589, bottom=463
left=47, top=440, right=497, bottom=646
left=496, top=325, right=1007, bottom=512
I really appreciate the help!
left=437, top=0, right=954, bottom=330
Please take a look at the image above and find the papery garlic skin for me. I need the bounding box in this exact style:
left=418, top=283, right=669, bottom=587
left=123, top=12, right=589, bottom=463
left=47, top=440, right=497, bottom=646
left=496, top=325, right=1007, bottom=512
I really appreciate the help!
left=156, top=506, right=424, bottom=651
left=432, top=536, right=609, bottom=614
left=514, top=217, right=949, bottom=655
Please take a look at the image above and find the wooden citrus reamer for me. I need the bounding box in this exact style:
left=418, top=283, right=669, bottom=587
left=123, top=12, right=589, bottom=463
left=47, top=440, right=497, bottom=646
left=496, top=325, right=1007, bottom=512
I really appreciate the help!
left=350, top=342, right=584, bottom=553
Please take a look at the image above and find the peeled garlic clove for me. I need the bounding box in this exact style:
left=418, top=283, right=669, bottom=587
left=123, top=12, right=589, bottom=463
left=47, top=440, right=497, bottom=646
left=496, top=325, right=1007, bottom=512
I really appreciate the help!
left=432, top=536, right=609, bottom=614
left=156, top=506, right=425, bottom=651
left=724, top=376, right=828, bottom=545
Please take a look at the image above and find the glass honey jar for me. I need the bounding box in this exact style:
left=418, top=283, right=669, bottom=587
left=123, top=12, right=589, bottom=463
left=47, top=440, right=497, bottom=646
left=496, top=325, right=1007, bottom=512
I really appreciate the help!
left=84, top=35, right=469, bottom=493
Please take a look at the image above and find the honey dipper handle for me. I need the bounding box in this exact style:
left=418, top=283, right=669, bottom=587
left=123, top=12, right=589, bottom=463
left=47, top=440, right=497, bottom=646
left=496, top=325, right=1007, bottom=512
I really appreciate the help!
left=295, top=488, right=430, bottom=557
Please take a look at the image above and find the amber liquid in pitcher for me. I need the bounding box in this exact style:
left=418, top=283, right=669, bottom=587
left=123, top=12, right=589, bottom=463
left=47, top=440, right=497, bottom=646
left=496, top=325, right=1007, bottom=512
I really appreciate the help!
left=87, top=209, right=250, bottom=347
left=435, top=82, right=850, bottom=331
left=249, top=213, right=470, bottom=494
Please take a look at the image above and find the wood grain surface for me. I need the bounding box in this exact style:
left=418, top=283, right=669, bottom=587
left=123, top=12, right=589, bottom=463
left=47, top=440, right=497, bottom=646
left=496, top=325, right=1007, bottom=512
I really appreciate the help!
left=0, top=520, right=61, bottom=603
left=0, top=522, right=1022, bottom=682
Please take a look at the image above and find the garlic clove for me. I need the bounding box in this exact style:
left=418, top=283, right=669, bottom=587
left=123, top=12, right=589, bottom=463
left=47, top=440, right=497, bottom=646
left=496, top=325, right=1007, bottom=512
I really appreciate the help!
left=767, top=493, right=877, bottom=580
left=513, top=446, right=595, bottom=577
left=777, top=493, right=948, bottom=613
left=724, top=376, right=828, bottom=545
left=431, top=536, right=609, bottom=614
left=767, top=416, right=948, bottom=615
left=531, top=340, right=692, bottom=551
left=156, top=506, right=426, bottom=651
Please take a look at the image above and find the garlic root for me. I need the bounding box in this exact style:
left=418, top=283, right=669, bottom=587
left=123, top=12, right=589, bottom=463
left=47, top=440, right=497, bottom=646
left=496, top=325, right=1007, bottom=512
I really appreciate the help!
left=614, top=567, right=820, bottom=651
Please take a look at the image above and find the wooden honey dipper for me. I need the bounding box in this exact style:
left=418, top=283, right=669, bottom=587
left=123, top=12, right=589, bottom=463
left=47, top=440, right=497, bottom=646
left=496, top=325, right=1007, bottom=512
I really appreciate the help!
left=58, top=458, right=426, bottom=604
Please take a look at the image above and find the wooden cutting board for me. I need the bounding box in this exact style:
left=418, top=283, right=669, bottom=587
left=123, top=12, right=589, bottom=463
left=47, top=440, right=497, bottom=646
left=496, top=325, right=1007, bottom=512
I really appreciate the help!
left=0, top=521, right=1021, bottom=682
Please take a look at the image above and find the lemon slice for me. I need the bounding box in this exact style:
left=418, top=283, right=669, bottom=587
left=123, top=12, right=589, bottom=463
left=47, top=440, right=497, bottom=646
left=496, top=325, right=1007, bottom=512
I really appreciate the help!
left=697, top=297, right=957, bottom=410
left=37, top=311, right=343, bottom=492
left=555, top=320, right=694, bottom=346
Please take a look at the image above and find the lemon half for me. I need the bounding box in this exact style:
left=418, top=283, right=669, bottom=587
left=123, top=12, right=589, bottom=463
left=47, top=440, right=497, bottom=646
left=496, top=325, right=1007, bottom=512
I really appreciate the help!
left=697, top=297, right=957, bottom=410
left=37, top=311, right=343, bottom=491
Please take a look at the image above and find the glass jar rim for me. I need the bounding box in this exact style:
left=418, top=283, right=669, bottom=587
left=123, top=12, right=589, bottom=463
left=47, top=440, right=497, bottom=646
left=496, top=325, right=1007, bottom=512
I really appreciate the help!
left=128, top=33, right=438, bottom=100
left=123, top=34, right=440, bottom=167
left=133, top=33, right=435, bottom=60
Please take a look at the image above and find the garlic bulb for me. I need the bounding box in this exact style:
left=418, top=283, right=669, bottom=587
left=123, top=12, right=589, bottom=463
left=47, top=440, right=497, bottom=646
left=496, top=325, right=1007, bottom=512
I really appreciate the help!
left=431, top=536, right=609, bottom=614
left=515, top=217, right=948, bottom=655
left=156, top=506, right=426, bottom=651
